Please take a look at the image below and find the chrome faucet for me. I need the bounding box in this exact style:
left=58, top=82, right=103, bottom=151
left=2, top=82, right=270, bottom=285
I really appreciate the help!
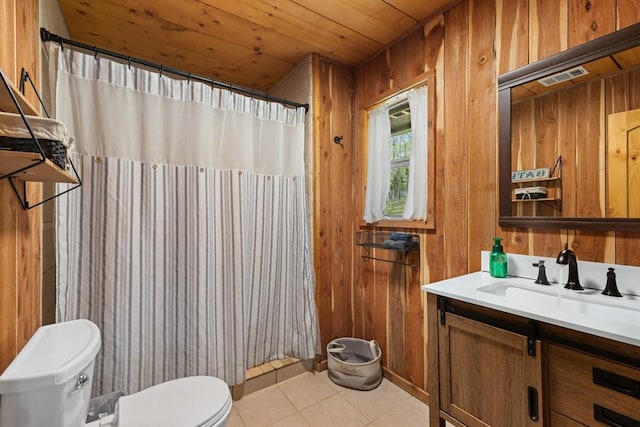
left=556, top=244, right=584, bottom=290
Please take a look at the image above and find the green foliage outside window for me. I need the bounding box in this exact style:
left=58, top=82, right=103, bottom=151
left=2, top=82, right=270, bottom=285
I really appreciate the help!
left=385, top=130, right=412, bottom=216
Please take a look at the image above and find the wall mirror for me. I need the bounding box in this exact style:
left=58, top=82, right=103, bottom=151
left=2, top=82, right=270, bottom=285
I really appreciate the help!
left=498, top=22, right=640, bottom=231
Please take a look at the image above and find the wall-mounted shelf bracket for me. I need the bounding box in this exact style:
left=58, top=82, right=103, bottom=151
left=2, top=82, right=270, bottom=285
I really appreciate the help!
left=19, top=68, right=50, bottom=117
left=7, top=160, right=81, bottom=209
left=0, top=68, right=81, bottom=210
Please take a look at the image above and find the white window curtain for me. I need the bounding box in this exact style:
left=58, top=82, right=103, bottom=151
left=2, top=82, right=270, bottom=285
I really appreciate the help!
left=404, top=86, right=428, bottom=220
left=54, top=48, right=319, bottom=395
left=363, top=105, right=391, bottom=223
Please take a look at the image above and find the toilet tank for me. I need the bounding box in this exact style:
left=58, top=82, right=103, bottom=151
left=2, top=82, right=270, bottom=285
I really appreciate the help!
left=0, top=319, right=101, bottom=427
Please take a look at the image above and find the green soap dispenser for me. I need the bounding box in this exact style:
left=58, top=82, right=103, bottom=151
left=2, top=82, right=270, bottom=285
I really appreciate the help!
left=490, top=237, right=508, bottom=278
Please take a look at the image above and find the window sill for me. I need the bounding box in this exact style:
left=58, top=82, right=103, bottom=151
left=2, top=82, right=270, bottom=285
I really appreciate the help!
left=361, top=217, right=434, bottom=230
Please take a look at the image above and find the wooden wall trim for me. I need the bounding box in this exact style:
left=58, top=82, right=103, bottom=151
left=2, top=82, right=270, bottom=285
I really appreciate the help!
left=0, top=0, right=42, bottom=372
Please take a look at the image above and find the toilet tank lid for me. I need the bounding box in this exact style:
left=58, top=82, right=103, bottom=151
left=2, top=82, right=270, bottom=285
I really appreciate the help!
left=0, top=319, right=101, bottom=394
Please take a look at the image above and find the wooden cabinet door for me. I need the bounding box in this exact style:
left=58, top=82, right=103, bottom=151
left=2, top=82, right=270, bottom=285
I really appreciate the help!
left=608, top=108, right=640, bottom=217
left=438, top=312, right=544, bottom=427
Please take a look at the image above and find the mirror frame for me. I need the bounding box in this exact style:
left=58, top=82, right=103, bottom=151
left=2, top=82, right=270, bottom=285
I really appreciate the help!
left=498, top=22, right=640, bottom=231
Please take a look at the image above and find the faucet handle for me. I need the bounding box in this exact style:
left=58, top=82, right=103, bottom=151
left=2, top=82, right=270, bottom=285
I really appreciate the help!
left=601, top=267, right=622, bottom=297
left=533, top=260, right=551, bottom=285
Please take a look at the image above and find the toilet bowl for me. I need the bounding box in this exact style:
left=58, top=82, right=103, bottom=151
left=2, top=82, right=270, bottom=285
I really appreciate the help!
left=0, top=319, right=232, bottom=427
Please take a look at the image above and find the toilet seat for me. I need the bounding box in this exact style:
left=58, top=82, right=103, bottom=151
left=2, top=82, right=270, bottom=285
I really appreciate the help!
left=117, top=376, right=232, bottom=427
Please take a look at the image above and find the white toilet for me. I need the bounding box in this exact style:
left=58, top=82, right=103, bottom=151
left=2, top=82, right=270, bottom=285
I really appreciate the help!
left=0, top=319, right=232, bottom=427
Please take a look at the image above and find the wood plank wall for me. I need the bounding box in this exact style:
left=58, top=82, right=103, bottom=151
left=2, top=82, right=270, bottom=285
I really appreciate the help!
left=337, top=0, right=640, bottom=398
left=312, top=55, right=356, bottom=359
left=0, top=0, right=42, bottom=373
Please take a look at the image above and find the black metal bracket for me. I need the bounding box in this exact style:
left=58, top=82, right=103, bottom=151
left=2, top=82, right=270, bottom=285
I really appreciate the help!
left=19, top=68, right=50, bottom=118
left=540, top=155, right=563, bottom=212
left=7, top=160, right=81, bottom=209
left=0, top=68, right=81, bottom=209
left=439, top=296, right=447, bottom=325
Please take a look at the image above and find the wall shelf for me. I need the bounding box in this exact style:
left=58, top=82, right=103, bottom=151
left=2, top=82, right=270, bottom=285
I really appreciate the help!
left=511, top=156, right=562, bottom=212
left=512, top=176, right=561, bottom=185
left=0, top=67, right=81, bottom=209
left=0, top=151, right=78, bottom=183
left=512, top=197, right=560, bottom=203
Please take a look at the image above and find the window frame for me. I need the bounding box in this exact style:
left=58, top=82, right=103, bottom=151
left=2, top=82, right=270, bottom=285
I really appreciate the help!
left=360, top=73, right=436, bottom=230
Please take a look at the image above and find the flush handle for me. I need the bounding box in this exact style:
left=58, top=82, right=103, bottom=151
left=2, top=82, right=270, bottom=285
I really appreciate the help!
left=69, top=373, right=90, bottom=396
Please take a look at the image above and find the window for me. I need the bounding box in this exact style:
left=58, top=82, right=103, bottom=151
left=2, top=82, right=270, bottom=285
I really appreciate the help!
left=386, top=100, right=412, bottom=216
left=363, top=84, right=429, bottom=225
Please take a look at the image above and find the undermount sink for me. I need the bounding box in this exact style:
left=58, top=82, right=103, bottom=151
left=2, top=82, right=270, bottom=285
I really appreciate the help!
left=477, top=281, right=640, bottom=331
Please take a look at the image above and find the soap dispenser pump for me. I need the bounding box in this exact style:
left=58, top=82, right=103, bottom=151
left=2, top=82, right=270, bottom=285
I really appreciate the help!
left=490, top=237, right=508, bottom=278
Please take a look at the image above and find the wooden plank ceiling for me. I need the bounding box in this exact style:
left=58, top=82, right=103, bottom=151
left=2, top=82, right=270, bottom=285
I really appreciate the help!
left=57, top=0, right=454, bottom=91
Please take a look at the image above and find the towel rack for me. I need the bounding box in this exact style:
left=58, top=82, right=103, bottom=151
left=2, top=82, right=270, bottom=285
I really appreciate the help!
left=356, top=230, right=419, bottom=269
left=361, top=254, right=417, bottom=269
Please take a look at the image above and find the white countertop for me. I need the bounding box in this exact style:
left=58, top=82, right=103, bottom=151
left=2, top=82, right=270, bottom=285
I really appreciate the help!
left=422, top=271, right=640, bottom=348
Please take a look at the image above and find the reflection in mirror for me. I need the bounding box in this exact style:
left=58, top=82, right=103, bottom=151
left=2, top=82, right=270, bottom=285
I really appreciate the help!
left=607, top=108, right=640, bottom=217
left=504, top=40, right=640, bottom=226
left=498, top=22, right=640, bottom=230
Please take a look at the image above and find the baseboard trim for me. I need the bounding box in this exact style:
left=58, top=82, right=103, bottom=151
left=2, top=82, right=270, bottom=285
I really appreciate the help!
left=382, top=367, right=429, bottom=405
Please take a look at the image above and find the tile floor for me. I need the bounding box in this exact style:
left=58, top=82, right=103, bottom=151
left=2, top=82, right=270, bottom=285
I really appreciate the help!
left=227, top=370, right=430, bottom=427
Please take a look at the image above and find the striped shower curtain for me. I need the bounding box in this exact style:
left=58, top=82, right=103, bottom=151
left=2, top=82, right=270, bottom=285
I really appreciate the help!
left=54, top=49, right=318, bottom=394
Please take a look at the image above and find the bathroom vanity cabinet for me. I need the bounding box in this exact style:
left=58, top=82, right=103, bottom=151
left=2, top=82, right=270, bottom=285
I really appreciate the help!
left=426, top=292, right=640, bottom=427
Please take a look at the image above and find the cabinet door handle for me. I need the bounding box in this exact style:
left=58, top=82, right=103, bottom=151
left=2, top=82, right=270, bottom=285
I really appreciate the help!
left=593, top=367, right=640, bottom=399
left=527, top=386, right=539, bottom=421
left=593, top=404, right=640, bottom=427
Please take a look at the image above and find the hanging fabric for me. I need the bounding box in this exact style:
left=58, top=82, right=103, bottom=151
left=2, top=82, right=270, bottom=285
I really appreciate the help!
left=404, top=86, right=428, bottom=220
left=54, top=48, right=319, bottom=394
left=363, top=104, right=391, bottom=223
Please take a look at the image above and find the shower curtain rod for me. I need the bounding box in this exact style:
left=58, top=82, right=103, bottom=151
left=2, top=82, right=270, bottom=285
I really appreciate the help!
left=40, top=28, right=309, bottom=113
